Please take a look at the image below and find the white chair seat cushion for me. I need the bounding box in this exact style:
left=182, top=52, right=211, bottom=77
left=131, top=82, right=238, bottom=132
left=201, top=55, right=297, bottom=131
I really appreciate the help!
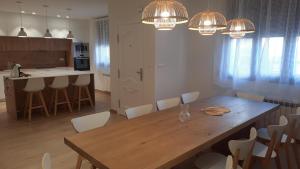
left=257, top=128, right=295, bottom=143
left=253, top=141, right=277, bottom=158
left=194, top=152, right=242, bottom=169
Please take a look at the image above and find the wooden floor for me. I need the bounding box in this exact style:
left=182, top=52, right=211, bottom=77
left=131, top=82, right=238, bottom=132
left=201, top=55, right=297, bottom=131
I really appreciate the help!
left=0, top=91, right=125, bottom=169
left=0, top=91, right=298, bottom=169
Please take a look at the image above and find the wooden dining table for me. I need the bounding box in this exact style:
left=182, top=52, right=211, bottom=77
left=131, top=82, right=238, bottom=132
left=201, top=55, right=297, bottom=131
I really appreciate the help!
left=64, top=96, right=279, bottom=169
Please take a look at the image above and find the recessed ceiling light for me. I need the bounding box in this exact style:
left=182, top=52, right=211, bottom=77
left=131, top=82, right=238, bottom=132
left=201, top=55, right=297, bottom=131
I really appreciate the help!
left=21, top=10, right=25, bottom=14
left=57, top=14, right=61, bottom=18
left=32, top=12, right=36, bottom=15
left=66, top=16, right=70, bottom=19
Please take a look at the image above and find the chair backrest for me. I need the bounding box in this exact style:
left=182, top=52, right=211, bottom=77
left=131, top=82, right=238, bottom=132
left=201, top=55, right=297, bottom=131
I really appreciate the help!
left=42, top=153, right=51, bottom=169
left=225, top=156, right=234, bottom=169
left=51, top=76, right=69, bottom=89
left=74, top=74, right=90, bottom=86
left=157, top=97, right=181, bottom=111
left=125, top=104, right=153, bottom=119
left=228, top=127, right=257, bottom=161
left=288, top=113, right=300, bottom=140
left=265, top=115, right=288, bottom=158
left=71, top=111, right=110, bottom=133
left=236, top=92, right=264, bottom=102
left=181, top=91, right=200, bottom=104
left=24, top=78, right=45, bottom=92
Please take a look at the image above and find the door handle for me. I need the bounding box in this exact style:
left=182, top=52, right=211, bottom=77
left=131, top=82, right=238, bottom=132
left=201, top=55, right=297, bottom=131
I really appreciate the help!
left=136, top=68, right=143, bottom=81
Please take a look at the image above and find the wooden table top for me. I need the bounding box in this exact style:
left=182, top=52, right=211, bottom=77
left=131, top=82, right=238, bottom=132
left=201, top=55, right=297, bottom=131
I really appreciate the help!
left=64, top=96, right=279, bottom=169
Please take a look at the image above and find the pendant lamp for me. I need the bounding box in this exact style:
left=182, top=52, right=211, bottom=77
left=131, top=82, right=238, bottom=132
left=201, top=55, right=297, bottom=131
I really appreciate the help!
left=188, top=0, right=227, bottom=36
left=16, top=1, right=27, bottom=37
left=66, top=8, right=74, bottom=39
left=222, top=0, right=255, bottom=38
left=43, top=5, right=52, bottom=38
left=142, top=0, right=188, bottom=31
left=222, top=18, right=255, bottom=38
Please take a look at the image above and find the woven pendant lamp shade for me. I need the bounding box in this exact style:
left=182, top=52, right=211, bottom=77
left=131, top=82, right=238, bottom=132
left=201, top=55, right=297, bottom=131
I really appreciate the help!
left=142, top=0, right=188, bottom=30
left=188, top=10, right=227, bottom=36
left=222, top=18, right=255, bottom=38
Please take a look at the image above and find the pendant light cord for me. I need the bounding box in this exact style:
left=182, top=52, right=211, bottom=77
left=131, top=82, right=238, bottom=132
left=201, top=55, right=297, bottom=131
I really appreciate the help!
left=17, top=2, right=23, bottom=28
left=45, top=6, right=49, bottom=29
left=207, top=0, right=210, bottom=10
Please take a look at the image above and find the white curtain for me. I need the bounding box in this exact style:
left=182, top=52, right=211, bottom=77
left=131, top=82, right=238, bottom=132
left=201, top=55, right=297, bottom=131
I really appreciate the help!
left=96, top=18, right=110, bottom=74
left=216, top=0, right=300, bottom=102
left=90, top=18, right=110, bottom=92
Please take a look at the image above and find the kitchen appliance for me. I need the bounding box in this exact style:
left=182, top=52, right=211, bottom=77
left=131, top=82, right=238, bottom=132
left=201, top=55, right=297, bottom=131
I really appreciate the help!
left=74, top=57, right=90, bottom=71
left=73, top=43, right=90, bottom=71
left=10, top=64, right=21, bottom=78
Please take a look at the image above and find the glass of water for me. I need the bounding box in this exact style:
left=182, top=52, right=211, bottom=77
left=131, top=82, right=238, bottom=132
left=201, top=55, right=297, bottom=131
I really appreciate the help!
left=179, top=104, right=191, bottom=123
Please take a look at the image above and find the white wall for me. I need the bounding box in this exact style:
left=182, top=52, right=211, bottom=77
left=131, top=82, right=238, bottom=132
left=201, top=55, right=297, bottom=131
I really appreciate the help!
left=109, top=0, right=156, bottom=112
left=155, top=26, right=189, bottom=100
left=185, top=0, right=228, bottom=99
left=0, top=11, right=89, bottom=42
left=108, top=0, right=228, bottom=112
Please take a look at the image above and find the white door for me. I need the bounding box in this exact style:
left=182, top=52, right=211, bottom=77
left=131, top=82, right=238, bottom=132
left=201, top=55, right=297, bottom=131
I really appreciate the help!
left=117, top=23, right=149, bottom=115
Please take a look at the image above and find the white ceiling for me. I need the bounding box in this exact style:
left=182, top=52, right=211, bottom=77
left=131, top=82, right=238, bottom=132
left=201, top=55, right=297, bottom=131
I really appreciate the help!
left=0, top=0, right=108, bottom=19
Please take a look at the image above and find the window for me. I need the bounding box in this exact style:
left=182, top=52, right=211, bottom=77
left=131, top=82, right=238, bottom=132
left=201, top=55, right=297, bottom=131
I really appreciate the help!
left=228, top=38, right=253, bottom=78
left=227, top=37, right=284, bottom=79
left=259, top=37, right=284, bottom=78
left=294, top=37, right=300, bottom=77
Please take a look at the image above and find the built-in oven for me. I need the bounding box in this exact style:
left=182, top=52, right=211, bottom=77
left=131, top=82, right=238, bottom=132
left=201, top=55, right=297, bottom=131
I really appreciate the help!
left=74, top=57, right=90, bottom=71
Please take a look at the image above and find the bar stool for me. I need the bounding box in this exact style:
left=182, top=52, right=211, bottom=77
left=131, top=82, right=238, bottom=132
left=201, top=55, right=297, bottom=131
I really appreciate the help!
left=72, top=74, right=93, bottom=111
left=23, top=78, right=49, bottom=121
left=49, top=76, right=72, bottom=115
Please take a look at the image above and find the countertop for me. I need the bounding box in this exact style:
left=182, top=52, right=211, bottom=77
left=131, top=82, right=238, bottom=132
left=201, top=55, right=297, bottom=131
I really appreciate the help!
left=2, top=67, right=93, bottom=80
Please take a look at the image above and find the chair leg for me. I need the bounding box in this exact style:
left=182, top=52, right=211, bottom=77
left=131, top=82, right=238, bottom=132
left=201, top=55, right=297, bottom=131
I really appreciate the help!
left=284, top=143, right=292, bottom=169
left=54, top=89, right=58, bottom=116
left=63, top=88, right=73, bottom=113
left=23, top=93, right=29, bottom=118
left=78, top=87, right=82, bottom=112
left=85, top=86, right=94, bottom=107
left=39, top=91, right=49, bottom=117
left=76, top=155, right=83, bottom=169
left=274, top=153, right=282, bottom=169
left=28, top=93, right=33, bottom=121
left=49, top=90, right=55, bottom=113
left=292, top=143, right=300, bottom=169
left=260, top=159, right=271, bottom=169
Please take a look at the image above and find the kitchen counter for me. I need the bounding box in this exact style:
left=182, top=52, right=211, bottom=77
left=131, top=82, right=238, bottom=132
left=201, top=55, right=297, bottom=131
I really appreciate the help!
left=5, top=67, right=92, bottom=80
left=3, top=67, right=95, bottom=120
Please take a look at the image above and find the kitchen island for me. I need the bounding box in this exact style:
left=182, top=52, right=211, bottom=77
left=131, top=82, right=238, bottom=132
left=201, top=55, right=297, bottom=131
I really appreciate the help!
left=4, top=67, right=95, bottom=120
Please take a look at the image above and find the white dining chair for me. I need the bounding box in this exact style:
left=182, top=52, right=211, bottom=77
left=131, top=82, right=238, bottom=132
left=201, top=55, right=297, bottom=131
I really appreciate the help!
left=125, top=104, right=153, bottom=119
left=157, top=97, right=181, bottom=111
left=236, top=92, right=264, bottom=102
left=181, top=91, right=200, bottom=104
left=252, top=115, right=288, bottom=169
left=71, top=111, right=110, bottom=169
left=288, top=110, right=300, bottom=169
left=225, top=156, right=234, bottom=169
left=195, top=127, right=257, bottom=169
left=71, top=111, right=110, bottom=133
left=42, top=153, right=51, bottom=169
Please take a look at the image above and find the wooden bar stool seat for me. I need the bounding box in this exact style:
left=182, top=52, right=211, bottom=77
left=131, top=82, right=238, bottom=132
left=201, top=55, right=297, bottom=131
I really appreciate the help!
left=72, top=74, right=94, bottom=112
left=23, top=78, right=49, bottom=121
left=49, top=76, right=72, bottom=115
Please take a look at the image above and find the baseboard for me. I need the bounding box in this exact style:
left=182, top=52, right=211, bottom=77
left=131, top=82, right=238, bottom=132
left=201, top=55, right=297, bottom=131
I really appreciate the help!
left=109, top=109, right=118, bottom=114
left=95, top=89, right=111, bottom=95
